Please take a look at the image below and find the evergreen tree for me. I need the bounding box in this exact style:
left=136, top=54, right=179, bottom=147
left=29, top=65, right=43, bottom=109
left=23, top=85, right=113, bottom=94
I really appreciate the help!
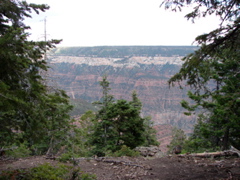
left=90, top=99, right=145, bottom=156
left=183, top=114, right=222, bottom=153
left=91, top=75, right=114, bottom=153
left=61, top=110, right=96, bottom=157
left=130, top=91, right=159, bottom=147
left=90, top=75, right=114, bottom=156
left=161, top=0, right=240, bottom=150
left=89, top=77, right=158, bottom=156
left=130, top=90, right=142, bottom=111
left=107, top=99, right=145, bottom=150
left=167, top=127, right=186, bottom=154
left=0, top=0, right=73, bottom=153
left=142, top=116, right=160, bottom=146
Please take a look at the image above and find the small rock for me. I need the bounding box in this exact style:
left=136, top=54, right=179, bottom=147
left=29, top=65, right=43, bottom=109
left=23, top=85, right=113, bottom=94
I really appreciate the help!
left=135, top=146, right=162, bottom=157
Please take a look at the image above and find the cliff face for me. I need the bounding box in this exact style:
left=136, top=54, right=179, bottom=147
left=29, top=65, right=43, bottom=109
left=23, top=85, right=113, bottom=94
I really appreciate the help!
left=48, top=46, right=198, bottom=151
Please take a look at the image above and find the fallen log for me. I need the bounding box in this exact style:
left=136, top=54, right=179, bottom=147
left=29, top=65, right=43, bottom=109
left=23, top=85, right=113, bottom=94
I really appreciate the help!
left=177, top=149, right=239, bottom=158
left=94, top=157, right=145, bottom=168
left=230, top=146, right=240, bottom=157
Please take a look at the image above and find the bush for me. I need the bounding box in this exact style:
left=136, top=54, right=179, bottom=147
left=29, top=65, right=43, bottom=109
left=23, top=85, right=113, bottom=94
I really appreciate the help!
left=0, top=169, right=25, bottom=180
left=111, top=145, right=140, bottom=157
left=0, top=163, right=96, bottom=180
left=6, top=143, right=31, bottom=158
left=182, top=138, right=221, bottom=153
left=29, top=163, right=70, bottom=179
left=58, top=152, right=82, bottom=163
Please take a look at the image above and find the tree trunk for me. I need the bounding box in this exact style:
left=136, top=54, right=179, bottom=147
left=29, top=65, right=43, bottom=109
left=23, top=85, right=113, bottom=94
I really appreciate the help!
left=222, top=126, right=230, bottom=150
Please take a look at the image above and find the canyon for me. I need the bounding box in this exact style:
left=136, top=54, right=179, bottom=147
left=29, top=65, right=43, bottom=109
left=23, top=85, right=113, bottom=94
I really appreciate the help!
left=48, top=46, right=198, bottom=151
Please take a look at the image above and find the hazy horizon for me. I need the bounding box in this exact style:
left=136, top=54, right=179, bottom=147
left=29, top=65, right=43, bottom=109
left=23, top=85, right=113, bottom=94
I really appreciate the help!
left=26, top=0, right=220, bottom=47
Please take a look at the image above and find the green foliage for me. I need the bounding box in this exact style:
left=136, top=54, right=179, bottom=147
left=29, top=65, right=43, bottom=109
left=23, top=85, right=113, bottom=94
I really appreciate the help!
left=182, top=115, right=222, bottom=153
left=161, top=0, right=239, bottom=22
left=183, top=137, right=221, bottom=153
left=55, top=111, right=96, bottom=158
left=167, top=127, right=186, bottom=154
left=163, top=0, right=240, bottom=150
left=6, top=142, right=31, bottom=158
left=29, top=163, right=70, bottom=180
left=130, top=90, right=142, bottom=111
left=33, top=90, right=74, bottom=155
left=142, top=116, right=160, bottom=147
left=0, top=163, right=96, bottom=180
left=111, top=145, right=140, bottom=157
left=0, top=169, right=26, bottom=180
left=167, top=126, right=221, bottom=154
left=90, top=99, right=145, bottom=156
left=79, top=173, right=97, bottom=180
left=58, top=152, right=76, bottom=163
left=75, top=111, right=96, bottom=157
left=89, top=77, right=159, bottom=156
left=0, top=0, right=74, bottom=155
left=130, top=92, right=159, bottom=147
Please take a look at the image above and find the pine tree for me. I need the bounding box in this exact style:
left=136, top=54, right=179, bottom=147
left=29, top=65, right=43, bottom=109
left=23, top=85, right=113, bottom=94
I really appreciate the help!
left=130, top=91, right=159, bottom=147
left=130, top=90, right=142, bottom=111
left=167, top=127, right=186, bottom=154
left=89, top=77, right=158, bottom=156
left=90, top=75, right=114, bottom=156
left=107, top=99, right=145, bottom=150
left=0, top=1, right=73, bottom=153
left=161, top=0, right=240, bottom=150
left=142, top=116, right=160, bottom=147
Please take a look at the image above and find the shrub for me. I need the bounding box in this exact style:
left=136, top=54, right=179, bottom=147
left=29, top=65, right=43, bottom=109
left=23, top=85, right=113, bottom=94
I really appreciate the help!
left=0, top=163, right=96, bottom=180
left=112, top=145, right=140, bottom=157
left=6, top=143, right=31, bottom=158
left=0, top=169, right=25, bottom=180
left=58, top=152, right=81, bottom=163
left=29, top=163, right=70, bottom=179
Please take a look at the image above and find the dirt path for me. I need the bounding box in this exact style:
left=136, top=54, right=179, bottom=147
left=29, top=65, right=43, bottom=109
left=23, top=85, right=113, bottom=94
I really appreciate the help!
left=0, top=156, right=240, bottom=179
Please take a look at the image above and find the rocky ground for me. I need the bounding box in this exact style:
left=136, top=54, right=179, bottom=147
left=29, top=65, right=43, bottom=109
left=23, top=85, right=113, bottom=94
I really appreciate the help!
left=0, top=155, right=240, bottom=179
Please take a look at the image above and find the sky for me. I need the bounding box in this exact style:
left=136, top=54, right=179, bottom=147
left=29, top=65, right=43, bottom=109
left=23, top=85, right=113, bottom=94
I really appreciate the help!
left=25, top=0, right=221, bottom=47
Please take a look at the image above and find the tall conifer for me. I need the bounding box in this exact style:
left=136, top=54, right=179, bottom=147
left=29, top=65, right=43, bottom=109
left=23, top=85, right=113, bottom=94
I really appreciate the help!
left=0, top=1, right=73, bottom=153
left=161, top=0, right=240, bottom=150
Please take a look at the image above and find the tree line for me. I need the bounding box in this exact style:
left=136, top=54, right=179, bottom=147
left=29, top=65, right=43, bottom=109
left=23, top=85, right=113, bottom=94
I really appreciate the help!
left=51, top=46, right=197, bottom=58
left=0, top=0, right=73, bottom=155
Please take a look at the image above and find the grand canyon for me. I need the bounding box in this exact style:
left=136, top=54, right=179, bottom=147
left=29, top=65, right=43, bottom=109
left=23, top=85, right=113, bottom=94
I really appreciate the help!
left=48, top=46, right=198, bottom=151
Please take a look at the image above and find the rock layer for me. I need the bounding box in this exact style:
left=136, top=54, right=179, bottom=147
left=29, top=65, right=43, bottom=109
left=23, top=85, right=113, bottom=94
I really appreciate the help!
left=48, top=54, right=197, bottom=151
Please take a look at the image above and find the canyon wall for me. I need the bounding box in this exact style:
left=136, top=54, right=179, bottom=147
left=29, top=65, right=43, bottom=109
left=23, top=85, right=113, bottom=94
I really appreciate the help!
left=48, top=46, right=198, bottom=151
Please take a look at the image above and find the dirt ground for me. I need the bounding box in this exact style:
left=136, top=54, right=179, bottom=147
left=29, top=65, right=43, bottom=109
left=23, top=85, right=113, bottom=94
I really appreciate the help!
left=0, top=155, right=240, bottom=180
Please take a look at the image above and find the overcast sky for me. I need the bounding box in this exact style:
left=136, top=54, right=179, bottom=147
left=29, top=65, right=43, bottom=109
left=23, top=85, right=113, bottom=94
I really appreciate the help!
left=25, top=0, right=221, bottom=47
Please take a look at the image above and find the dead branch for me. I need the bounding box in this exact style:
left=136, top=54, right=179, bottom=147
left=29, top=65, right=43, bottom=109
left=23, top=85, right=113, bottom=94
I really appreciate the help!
left=45, top=156, right=56, bottom=160
left=94, top=157, right=145, bottom=168
left=177, top=149, right=240, bottom=158
left=229, top=146, right=240, bottom=157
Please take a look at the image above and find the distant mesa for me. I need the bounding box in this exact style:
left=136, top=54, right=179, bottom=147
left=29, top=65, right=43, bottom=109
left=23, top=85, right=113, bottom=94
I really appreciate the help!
left=51, top=45, right=198, bottom=58
left=49, top=46, right=198, bottom=67
left=48, top=46, right=198, bottom=152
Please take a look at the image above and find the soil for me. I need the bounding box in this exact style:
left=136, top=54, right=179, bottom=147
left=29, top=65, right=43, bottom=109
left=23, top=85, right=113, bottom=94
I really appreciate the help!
left=0, top=155, right=240, bottom=180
